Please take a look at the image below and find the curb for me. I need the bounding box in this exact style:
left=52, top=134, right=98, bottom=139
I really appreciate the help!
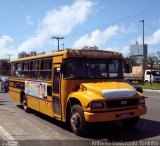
left=143, top=89, right=160, bottom=92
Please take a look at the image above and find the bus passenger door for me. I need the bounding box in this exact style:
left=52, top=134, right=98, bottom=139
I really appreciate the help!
left=52, top=64, right=62, bottom=119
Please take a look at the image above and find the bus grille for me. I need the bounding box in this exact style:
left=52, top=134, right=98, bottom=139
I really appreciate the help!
left=106, top=98, right=139, bottom=108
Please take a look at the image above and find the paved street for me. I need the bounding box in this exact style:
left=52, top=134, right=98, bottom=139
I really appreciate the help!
left=0, top=88, right=160, bottom=146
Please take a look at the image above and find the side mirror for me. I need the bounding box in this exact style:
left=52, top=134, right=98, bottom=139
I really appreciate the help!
left=137, top=88, right=143, bottom=93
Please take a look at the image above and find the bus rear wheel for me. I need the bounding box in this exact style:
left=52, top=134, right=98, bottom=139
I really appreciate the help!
left=22, top=95, right=30, bottom=112
left=70, top=105, right=87, bottom=136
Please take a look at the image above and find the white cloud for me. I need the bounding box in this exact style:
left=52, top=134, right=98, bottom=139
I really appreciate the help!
left=0, top=36, right=17, bottom=60
left=153, top=19, right=160, bottom=26
left=18, top=0, right=93, bottom=53
left=126, top=28, right=160, bottom=56
left=26, top=15, right=34, bottom=25
left=135, top=28, right=160, bottom=45
left=42, top=0, right=92, bottom=35
left=18, top=31, right=48, bottom=53
left=72, top=25, right=125, bottom=48
left=105, top=45, right=130, bottom=56
left=0, top=36, right=13, bottom=48
left=146, top=29, right=160, bottom=45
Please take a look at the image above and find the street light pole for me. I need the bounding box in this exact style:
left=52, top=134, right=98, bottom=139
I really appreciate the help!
left=140, top=19, right=145, bottom=83
left=51, top=36, right=64, bottom=51
left=140, top=20, right=144, bottom=56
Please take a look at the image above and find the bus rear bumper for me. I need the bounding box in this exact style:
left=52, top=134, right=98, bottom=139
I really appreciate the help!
left=84, top=107, right=147, bottom=122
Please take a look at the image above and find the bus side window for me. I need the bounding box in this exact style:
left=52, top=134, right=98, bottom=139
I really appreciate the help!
left=15, top=62, right=22, bottom=77
left=21, top=61, right=29, bottom=78
left=40, top=58, right=52, bottom=80
left=30, top=60, right=39, bottom=79
left=10, top=63, right=16, bottom=77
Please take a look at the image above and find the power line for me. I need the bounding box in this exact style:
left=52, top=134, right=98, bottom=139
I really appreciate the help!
left=67, top=1, right=160, bottom=38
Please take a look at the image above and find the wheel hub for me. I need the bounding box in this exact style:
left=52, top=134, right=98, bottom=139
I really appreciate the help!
left=71, top=113, right=81, bottom=129
left=23, top=98, right=27, bottom=106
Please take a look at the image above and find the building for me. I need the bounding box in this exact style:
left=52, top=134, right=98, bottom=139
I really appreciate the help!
left=81, top=46, right=98, bottom=50
left=30, top=51, right=37, bottom=56
left=18, top=51, right=37, bottom=59
left=18, top=52, right=30, bottom=59
left=130, top=42, right=148, bottom=66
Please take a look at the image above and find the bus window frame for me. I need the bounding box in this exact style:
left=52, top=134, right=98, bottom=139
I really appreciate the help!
left=39, top=58, right=52, bottom=81
left=63, top=58, right=124, bottom=80
left=10, top=63, right=16, bottom=77
left=29, top=59, right=40, bottom=79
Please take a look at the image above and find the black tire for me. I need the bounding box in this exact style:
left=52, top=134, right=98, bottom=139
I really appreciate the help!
left=4, top=90, right=8, bottom=93
left=22, top=95, right=30, bottom=113
left=70, top=105, right=87, bottom=136
left=121, top=117, right=139, bottom=128
left=145, top=80, right=149, bottom=83
left=4, top=88, right=8, bottom=93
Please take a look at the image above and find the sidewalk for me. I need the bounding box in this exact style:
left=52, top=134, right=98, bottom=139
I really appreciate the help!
left=143, top=89, right=160, bottom=92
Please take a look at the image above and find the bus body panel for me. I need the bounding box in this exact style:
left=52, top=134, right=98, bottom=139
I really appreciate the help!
left=27, top=95, right=40, bottom=111
left=84, top=107, right=147, bottom=122
left=8, top=49, right=147, bottom=135
left=39, top=99, right=53, bottom=117
left=9, top=89, right=21, bottom=103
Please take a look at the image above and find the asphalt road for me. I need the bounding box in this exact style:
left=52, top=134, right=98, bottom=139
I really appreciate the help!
left=0, top=88, right=160, bottom=146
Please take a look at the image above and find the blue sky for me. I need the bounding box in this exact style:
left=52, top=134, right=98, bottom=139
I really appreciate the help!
left=0, top=0, right=160, bottom=60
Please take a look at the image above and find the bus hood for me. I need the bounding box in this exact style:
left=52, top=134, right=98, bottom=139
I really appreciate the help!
left=81, top=82, right=137, bottom=99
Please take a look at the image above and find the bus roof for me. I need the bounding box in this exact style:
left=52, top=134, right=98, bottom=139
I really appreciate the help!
left=10, top=50, right=67, bottom=63
left=10, top=49, right=123, bottom=63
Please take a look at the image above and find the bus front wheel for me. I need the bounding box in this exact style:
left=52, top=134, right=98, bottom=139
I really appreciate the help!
left=70, top=105, right=86, bottom=136
left=22, top=95, right=30, bottom=112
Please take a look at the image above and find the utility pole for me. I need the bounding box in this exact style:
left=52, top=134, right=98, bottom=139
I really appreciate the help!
left=6, top=54, right=12, bottom=62
left=51, top=36, right=64, bottom=51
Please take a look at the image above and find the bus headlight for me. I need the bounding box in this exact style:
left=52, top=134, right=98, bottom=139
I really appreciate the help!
left=139, top=98, right=145, bottom=104
left=89, top=101, right=104, bottom=109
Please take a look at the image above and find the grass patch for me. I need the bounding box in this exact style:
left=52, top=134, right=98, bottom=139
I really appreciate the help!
left=136, top=83, right=160, bottom=90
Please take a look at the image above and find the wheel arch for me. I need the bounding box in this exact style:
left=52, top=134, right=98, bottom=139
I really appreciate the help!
left=65, top=97, right=82, bottom=122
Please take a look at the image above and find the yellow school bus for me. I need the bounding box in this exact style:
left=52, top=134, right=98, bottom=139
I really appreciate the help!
left=9, top=49, right=147, bottom=136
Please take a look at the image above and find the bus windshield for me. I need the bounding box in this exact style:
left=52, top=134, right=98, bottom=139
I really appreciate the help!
left=64, top=58, right=124, bottom=79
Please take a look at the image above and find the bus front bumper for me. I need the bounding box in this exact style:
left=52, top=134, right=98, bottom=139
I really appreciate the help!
left=84, top=107, right=147, bottom=122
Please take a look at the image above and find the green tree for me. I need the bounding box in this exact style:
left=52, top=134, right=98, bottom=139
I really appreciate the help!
left=156, top=51, right=160, bottom=71
left=123, top=57, right=137, bottom=73
left=123, top=57, right=130, bottom=73
left=0, top=59, right=10, bottom=75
